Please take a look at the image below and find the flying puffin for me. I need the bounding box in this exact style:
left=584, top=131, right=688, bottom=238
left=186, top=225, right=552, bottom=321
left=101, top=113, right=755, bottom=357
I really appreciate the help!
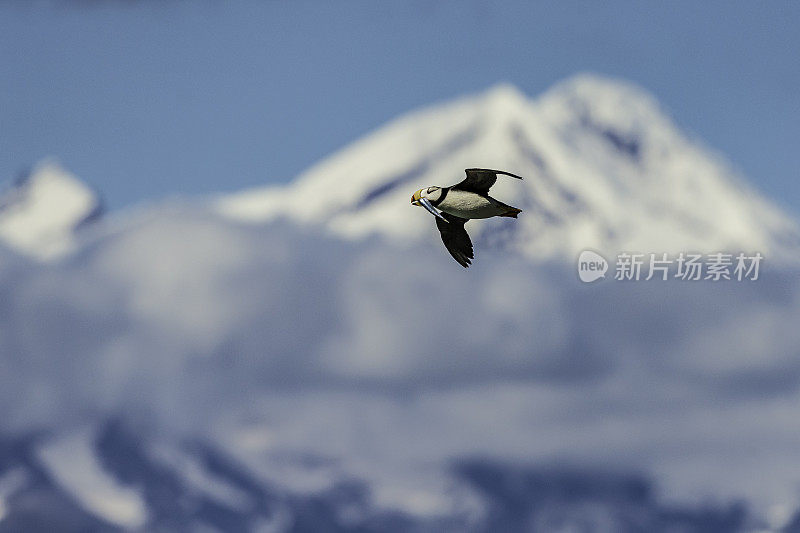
left=411, top=168, right=523, bottom=267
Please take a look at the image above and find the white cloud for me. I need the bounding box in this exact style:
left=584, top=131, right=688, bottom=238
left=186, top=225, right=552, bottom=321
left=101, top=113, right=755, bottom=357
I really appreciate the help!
left=2, top=208, right=800, bottom=511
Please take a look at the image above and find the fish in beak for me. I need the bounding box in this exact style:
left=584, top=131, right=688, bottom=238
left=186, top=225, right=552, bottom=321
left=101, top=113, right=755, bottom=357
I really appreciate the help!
left=420, top=198, right=448, bottom=221
left=411, top=189, right=448, bottom=221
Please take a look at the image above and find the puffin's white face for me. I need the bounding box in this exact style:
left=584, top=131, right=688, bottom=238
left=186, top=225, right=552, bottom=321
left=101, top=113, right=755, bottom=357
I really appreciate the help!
left=411, top=186, right=449, bottom=222
left=410, top=186, right=441, bottom=206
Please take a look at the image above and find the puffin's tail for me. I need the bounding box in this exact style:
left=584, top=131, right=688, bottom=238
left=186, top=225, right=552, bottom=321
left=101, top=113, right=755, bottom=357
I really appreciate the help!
left=500, top=207, right=522, bottom=218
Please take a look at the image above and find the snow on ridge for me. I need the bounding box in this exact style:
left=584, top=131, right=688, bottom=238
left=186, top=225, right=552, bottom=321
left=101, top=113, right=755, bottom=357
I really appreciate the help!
left=539, top=73, right=667, bottom=130
left=36, top=428, right=149, bottom=529
left=216, top=80, right=529, bottom=226
left=9, top=74, right=795, bottom=263
left=148, top=441, right=255, bottom=511
left=215, top=73, right=800, bottom=261
left=0, top=160, right=102, bottom=260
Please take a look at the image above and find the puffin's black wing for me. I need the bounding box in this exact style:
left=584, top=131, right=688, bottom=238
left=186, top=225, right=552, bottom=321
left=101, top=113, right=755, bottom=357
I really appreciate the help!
left=436, top=213, right=473, bottom=268
left=452, top=168, right=523, bottom=196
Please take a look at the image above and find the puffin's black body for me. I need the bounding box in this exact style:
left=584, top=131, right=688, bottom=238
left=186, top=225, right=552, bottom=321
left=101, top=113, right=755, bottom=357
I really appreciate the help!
left=411, top=168, right=523, bottom=268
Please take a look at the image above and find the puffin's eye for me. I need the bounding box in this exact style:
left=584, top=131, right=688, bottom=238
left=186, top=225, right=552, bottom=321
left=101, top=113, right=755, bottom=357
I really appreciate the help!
left=427, top=187, right=435, bottom=194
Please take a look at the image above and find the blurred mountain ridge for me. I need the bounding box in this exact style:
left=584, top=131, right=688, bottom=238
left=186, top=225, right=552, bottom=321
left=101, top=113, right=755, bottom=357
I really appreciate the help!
left=3, top=75, right=800, bottom=532
left=217, top=73, right=800, bottom=262
left=2, top=74, right=798, bottom=263
left=0, top=161, right=102, bottom=260
left=0, top=419, right=760, bottom=532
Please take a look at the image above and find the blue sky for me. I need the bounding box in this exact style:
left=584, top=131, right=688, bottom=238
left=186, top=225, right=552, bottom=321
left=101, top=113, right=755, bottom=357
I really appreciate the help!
left=1, top=1, right=798, bottom=213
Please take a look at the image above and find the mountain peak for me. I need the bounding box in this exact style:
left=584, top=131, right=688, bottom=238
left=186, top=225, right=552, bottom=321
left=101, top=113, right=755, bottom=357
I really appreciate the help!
left=540, top=73, right=669, bottom=141
left=0, top=160, right=102, bottom=259
left=474, top=82, right=535, bottom=139
left=553, top=71, right=654, bottom=95
left=216, top=74, right=800, bottom=261
left=481, top=82, right=530, bottom=111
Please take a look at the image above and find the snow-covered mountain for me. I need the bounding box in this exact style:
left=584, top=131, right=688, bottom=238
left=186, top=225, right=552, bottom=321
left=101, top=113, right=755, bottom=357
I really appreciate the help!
left=0, top=418, right=759, bottom=532
left=0, top=161, right=102, bottom=260
left=217, top=74, right=800, bottom=261
left=5, top=75, right=799, bottom=264
left=5, top=75, right=800, bottom=532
